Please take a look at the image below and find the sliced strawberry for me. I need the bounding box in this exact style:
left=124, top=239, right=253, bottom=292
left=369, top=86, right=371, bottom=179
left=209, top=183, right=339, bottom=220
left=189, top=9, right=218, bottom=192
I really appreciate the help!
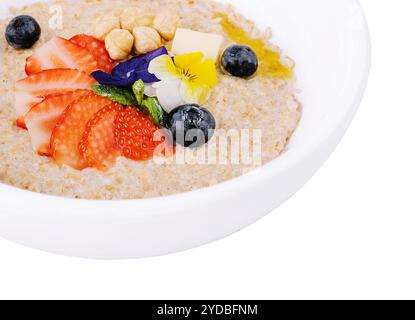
left=70, top=34, right=114, bottom=73
left=51, top=93, right=113, bottom=170
left=16, top=114, right=31, bottom=129
left=15, top=68, right=96, bottom=127
left=114, top=107, right=164, bottom=161
left=80, top=103, right=122, bottom=171
left=24, top=90, right=90, bottom=156
left=25, top=36, right=99, bottom=75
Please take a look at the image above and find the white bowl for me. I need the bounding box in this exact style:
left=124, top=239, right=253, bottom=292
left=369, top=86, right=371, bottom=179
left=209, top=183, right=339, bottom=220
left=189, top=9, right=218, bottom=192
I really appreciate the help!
left=0, top=0, right=370, bottom=259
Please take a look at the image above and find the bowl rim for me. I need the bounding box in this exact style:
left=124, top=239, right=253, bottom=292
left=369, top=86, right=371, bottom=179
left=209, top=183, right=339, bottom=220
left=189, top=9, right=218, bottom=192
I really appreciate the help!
left=0, top=0, right=371, bottom=213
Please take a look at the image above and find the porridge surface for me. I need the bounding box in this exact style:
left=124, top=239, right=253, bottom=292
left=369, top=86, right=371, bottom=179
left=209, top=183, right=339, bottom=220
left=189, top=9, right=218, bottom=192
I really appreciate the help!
left=0, top=0, right=301, bottom=199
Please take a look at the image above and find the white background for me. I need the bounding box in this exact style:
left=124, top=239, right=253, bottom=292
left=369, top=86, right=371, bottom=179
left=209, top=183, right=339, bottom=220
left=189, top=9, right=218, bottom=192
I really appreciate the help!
left=0, top=0, right=414, bottom=300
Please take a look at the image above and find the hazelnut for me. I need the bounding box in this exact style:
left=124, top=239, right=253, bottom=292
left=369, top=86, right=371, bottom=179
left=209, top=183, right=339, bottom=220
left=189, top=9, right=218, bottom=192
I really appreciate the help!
left=105, top=29, right=134, bottom=60
left=95, top=14, right=120, bottom=40
left=120, top=7, right=154, bottom=32
left=132, top=27, right=162, bottom=55
left=153, top=12, right=181, bottom=41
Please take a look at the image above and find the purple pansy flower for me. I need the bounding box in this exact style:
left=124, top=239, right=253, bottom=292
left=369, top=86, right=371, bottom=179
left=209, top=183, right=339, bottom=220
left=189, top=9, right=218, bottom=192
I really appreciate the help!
left=92, top=46, right=168, bottom=86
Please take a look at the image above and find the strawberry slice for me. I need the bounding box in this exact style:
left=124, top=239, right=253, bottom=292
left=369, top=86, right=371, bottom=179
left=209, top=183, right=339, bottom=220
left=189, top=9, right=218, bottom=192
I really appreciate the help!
left=15, top=68, right=96, bottom=128
left=51, top=93, right=113, bottom=170
left=114, top=107, right=164, bottom=161
left=25, top=36, right=99, bottom=75
left=70, top=34, right=114, bottom=73
left=80, top=103, right=122, bottom=171
left=24, top=90, right=90, bottom=156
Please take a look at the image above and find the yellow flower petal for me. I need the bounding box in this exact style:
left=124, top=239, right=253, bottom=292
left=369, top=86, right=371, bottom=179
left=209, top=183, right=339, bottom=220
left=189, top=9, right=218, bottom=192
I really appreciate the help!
left=174, top=52, right=204, bottom=70
left=190, top=58, right=218, bottom=87
left=148, top=55, right=180, bottom=81
left=174, top=52, right=218, bottom=88
left=180, top=79, right=212, bottom=105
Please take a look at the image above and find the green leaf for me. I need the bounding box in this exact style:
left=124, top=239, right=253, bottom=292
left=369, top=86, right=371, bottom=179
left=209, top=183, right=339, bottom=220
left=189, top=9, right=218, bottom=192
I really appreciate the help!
left=140, top=97, right=169, bottom=128
left=132, top=80, right=145, bottom=105
left=91, top=85, right=138, bottom=106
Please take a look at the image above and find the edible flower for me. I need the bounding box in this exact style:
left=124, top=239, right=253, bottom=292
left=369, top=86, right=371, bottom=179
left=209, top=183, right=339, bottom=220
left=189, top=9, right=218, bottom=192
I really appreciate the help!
left=92, top=46, right=168, bottom=86
left=148, top=52, right=218, bottom=112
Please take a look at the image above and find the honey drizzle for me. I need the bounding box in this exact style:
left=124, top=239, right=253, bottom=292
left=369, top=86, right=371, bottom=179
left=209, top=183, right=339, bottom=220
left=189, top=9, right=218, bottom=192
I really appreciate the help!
left=216, top=13, right=293, bottom=79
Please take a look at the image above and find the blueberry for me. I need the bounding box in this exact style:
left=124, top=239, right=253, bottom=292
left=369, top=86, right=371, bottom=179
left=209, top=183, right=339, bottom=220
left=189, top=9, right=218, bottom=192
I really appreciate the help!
left=221, top=45, right=258, bottom=78
left=5, top=15, right=41, bottom=50
left=168, top=104, right=216, bottom=148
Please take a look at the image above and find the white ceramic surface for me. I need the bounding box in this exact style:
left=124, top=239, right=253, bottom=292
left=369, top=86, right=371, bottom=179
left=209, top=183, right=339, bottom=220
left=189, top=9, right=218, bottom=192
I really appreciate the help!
left=0, top=0, right=370, bottom=259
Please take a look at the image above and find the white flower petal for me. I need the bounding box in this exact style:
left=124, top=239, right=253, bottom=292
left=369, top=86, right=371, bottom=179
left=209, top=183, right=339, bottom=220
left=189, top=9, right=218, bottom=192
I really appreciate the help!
left=148, top=54, right=180, bottom=82
left=144, top=83, right=157, bottom=97
left=155, top=80, right=185, bottom=113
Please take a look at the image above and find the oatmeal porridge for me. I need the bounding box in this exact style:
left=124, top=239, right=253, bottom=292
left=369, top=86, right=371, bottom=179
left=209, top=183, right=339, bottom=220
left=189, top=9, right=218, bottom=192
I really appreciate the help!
left=0, top=0, right=301, bottom=199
